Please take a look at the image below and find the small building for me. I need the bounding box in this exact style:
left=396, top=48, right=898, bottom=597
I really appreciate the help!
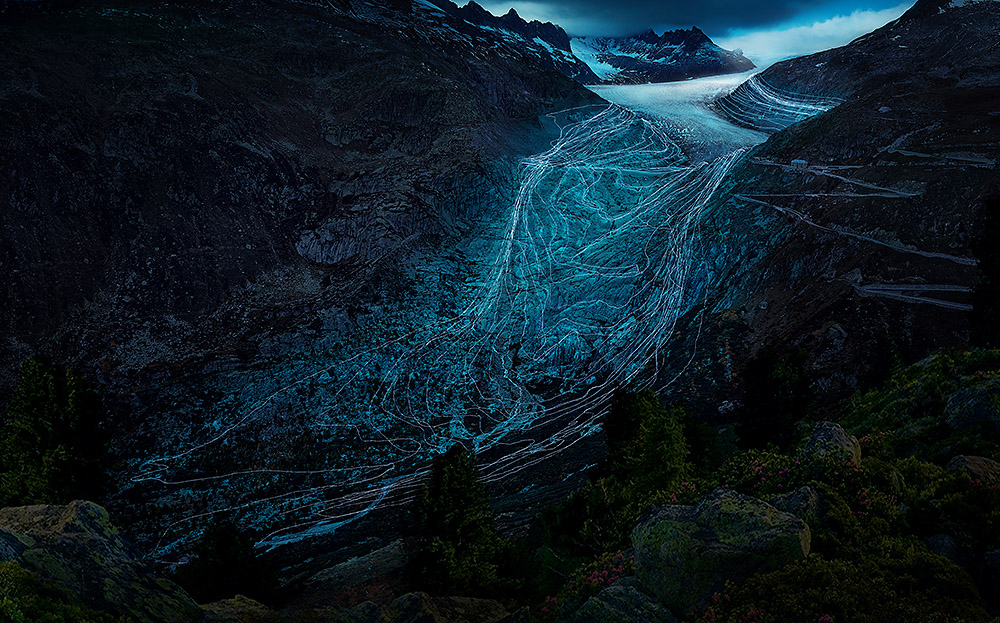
left=791, top=159, right=808, bottom=169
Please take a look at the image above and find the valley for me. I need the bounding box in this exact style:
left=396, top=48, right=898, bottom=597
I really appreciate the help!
left=1, top=0, right=999, bottom=619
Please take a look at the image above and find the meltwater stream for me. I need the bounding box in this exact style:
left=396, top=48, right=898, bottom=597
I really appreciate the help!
left=135, top=74, right=829, bottom=555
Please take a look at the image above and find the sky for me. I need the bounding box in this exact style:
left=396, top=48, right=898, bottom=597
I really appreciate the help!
left=476, top=0, right=916, bottom=66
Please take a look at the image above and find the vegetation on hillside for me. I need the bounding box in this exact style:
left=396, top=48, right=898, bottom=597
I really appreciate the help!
left=3, top=347, right=999, bottom=621
left=527, top=352, right=1000, bottom=622
left=0, top=561, right=127, bottom=623
left=0, top=357, right=109, bottom=507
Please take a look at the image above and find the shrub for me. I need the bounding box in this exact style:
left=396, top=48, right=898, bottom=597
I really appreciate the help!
left=841, top=349, right=1000, bottom=462
left=735, top=349, right=814, bottom=450
left=0, top=561, right=125, bottom=622
left=538, top=551, right=634, bottom=621
left=906, top=469, right=1000, bottom=554
left=716, top=449, right=904, bottom=557
left=699, top=554, right=991, bottom=623
left=541, top=390, right=691, bottom=556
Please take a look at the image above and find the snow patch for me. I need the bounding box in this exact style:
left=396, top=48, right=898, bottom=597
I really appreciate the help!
left=570, top=37, right=623, bottom=81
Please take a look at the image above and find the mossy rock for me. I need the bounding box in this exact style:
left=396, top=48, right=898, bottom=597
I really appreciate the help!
left=767, top=486, right=820, bottom=522
left=632, top=488, right=810, bottom=616
left=801, top=421, right=861, bottom=464
left=0, top=500, right=202, bottom=622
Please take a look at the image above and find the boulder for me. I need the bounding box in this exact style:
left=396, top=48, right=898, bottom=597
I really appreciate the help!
left=767, top=486, right=820, bottom=522
left=0, top=500, right=201, bottom=622
left=569, top=577, right=675, bottom=623
left=946, top=455, right=1000, bottom=486
left=923, top=533, right=972, bottom=570
left=943, top=383, right=1000, bottom=432
left=801, top=421, right=861, bottom=464
left=632, top=488, right=810, bottom=616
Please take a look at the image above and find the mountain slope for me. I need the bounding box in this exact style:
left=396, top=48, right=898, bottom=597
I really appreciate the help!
left=700, top=0, right=1000, bottom=398
left=717, top=0, right=1000, bottom=131
left=572, top=28, right=754, bottom=84
left=0, top=0, right=601, bottom=553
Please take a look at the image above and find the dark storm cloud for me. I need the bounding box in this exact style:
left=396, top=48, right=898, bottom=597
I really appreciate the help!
left=479, top=0, right=904, bottom=36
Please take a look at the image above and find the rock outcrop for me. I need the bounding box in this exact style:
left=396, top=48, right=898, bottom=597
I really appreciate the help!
left=632, top=488, right=810, bottom=616
left=569, top=577, right=675, bottom=623
left=767, top=485, right=820, bottom=522
left=0, top=500, right=201, bottom=622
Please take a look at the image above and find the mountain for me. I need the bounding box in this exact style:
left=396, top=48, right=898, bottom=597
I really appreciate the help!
left=430, top=1, right=600, bottom=83
left=571, top=28, right=755, bottom=84
left=700, top=0, right=1000, bottom=398
left=423, top=4, right=754, bottom=87
left=0, top=0, right=600, bottom=554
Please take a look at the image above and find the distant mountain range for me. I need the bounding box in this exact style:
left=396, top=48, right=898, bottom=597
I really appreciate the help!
left=431, top=0, right=753, bottom=84
left=571, top=28, right=755, bottom=84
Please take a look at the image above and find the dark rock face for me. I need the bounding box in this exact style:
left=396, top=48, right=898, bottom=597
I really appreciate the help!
left=202, top=595, right=271, bottom=622
left=631, top=489, right=810, bottom=616
left=0, top=0, right=600, bottom=555
left=700, top=0, right=1000, bottom=400
left=571, top=28, right=754, bottom=84
left=0, top=501, right=201, bottom=622
left=295, top=539, right=409, bottom=608
left=751, top=0, right=1000, bottom=100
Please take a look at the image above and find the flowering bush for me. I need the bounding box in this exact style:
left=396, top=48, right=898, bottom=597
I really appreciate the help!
left=715, top=448, right=905, bottom=556
left=538, top=551, right=634, bottom=620
left=698, top=554, right=989, bottom=623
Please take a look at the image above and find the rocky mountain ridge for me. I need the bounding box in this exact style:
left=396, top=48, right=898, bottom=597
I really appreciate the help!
left=431, top=0, right=600, bottom=83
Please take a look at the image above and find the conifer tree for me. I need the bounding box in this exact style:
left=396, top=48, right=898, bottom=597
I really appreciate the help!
left=0, top=358, right=108, bottom=506
left=410, top=445, right=507, bottom=596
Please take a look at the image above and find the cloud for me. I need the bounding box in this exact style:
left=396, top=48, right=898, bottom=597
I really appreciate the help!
left=714, top=3, right=912, bottom=67
left=474, top=0, right=909, bottom=37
